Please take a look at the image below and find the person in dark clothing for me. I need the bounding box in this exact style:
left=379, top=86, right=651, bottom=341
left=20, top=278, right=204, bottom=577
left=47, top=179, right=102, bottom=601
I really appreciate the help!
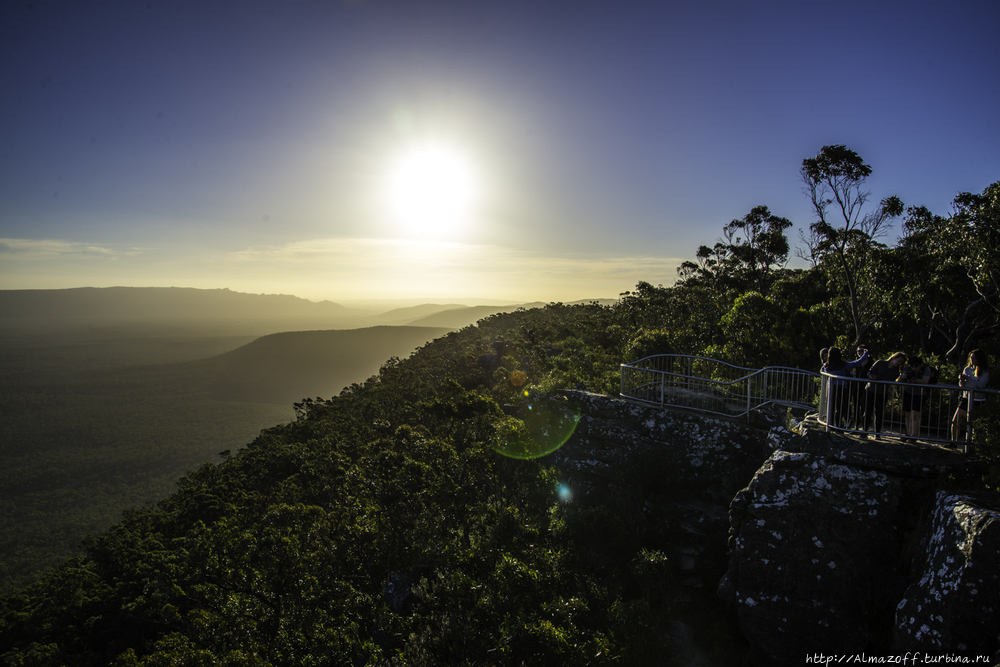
left=822, top=346, right=870, bottom=428
left=862, top=351, right=905, bottom=439
left=847, top=350, right=874, bottom=429
left=898, top=355, right=931, bottom=442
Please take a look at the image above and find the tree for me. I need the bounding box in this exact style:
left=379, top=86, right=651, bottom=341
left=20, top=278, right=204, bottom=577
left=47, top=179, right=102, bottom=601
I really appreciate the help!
left=895, top=205, right=999, bottom=361
left=677, top=205, right=792, bottom=296
left=708, top=291, right=784, bottom=367
left=720, top=205, right=793, bottom=294
left=800, top=145, right=903, bottom=345
left=951, top=181, right=1000, bottom=314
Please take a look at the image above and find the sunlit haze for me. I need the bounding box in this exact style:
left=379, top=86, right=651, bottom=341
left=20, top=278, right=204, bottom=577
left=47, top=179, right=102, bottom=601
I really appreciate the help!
left=2, top=1, right=998, bottom=304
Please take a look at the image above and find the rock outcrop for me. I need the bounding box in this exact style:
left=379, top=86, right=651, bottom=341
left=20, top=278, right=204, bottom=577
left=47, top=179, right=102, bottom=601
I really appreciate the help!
left=894, top=492, right=1000, bottom=654
left=718, top=450, right=908, bottom=661
left=552, top=390, right=780, bottom=591
left=553, top=392, right=999, bottom=665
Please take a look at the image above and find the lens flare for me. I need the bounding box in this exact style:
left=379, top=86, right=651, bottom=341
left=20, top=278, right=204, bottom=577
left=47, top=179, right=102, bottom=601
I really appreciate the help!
left=491, top=394, right=580, bottom=459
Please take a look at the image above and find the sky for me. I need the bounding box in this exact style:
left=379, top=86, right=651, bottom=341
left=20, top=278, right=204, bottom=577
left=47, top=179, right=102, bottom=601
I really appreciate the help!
left=1, top=0, right=998, bottom=305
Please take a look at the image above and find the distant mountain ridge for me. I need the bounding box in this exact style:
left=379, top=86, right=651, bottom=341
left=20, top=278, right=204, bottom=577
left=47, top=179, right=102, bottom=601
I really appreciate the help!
left=369, top=303, right=471, bottom=326
left=0, top=287, right=619, bottom=332
left=407, top=303, right=546, bottom=328
left=0, top=287, right=359, bottom=322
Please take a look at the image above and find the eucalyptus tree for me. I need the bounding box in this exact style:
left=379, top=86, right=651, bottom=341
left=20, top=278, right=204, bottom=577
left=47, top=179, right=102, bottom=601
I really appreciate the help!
left=677, top=205, right=793, bottom=297
left=895, top=193, right=1000, bottom=361
left=951, top=181, right=1000, bottom=314
left=799, top=145, right=903, bottom=345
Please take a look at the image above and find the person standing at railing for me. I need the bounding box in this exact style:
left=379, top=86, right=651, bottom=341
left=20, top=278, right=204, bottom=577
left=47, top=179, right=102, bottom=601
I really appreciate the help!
left=847, top=349, right=874, bottom=429
left=950, top=349, right=991, bottom=443
left=898, top=355, right=931, bottom=442
left=862, top=351, right=905, bottom=439
left=823, top=346, right=870, bottom=428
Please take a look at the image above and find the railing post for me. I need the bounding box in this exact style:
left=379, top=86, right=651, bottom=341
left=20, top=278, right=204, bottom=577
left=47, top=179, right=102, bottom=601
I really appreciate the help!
left=965, top=389, right=974, bottom=454
left=820, top=373, right=831, bottom=432
left=660, top=368, right=665, bottom=407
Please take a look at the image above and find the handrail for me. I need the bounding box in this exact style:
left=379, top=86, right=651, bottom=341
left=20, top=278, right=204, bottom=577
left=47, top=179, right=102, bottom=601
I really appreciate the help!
left=817, top=371, right=998, bottom=452
left=620, top=354, right=996, bottom=451
left=620, top=354, right=820, bottom=422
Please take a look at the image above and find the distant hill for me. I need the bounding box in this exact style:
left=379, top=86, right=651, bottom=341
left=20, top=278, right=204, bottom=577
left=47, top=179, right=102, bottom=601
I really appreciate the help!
left=368, top=303, right=470, bottom=326
left=0, top=287, right=619, bottom=332
left=198, top=326, right=454, bottom=404
left=0, top=287, right=365, bottom=328
left=407, top=303, right=547, bottom=328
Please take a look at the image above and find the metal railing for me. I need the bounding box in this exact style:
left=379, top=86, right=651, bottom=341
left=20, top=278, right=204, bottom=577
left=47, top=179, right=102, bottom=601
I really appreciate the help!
left=619, top=354, right=996, bottom=452
left=818, top=373, right=998, bottom=453
left=620, top=354, right=820, bottom=420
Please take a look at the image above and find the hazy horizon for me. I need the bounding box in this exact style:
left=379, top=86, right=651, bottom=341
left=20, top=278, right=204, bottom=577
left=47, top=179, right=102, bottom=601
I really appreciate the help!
left=2, top=1, right=997, bottom=303
left=0, top=284, right=616, bottom=313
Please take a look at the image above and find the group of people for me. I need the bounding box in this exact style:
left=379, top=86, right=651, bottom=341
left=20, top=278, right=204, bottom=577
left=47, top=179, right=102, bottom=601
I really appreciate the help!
left=820, top=346, right=990, bottom=444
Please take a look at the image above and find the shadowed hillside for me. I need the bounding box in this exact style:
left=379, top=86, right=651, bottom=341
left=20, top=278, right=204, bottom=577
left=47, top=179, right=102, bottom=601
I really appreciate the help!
left=0, top=323, right=453, bottom=594
left=203, top=326, right=453, bottom=404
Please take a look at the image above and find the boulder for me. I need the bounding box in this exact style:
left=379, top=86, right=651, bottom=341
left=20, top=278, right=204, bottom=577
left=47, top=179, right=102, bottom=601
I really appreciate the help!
left=718, top=450, right=907, bottom=663
left=893, top=491, right=1000, bottom=656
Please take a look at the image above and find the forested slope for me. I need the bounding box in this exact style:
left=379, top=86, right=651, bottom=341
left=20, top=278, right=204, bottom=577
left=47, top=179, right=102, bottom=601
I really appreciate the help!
left=203, top=326, right=453, bottom=404
left=1, top=303, right=641, bottom=666
left=0, top=326, right=449, bottom=595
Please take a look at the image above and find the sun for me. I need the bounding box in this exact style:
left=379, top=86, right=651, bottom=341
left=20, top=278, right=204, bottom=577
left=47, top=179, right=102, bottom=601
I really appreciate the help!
left=384, top=142, right=479, bottom=237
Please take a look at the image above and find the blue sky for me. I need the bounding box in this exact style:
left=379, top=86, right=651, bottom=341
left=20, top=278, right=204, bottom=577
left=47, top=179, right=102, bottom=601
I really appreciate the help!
left=2, top=0, right=998, bottom=303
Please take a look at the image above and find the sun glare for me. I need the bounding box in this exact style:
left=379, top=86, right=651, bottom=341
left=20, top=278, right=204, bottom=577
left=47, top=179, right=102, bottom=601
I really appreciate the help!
left=384, top=142, right=479, bottom=237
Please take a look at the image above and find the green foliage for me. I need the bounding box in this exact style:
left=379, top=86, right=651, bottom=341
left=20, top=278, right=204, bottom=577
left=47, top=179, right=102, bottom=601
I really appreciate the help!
left=678, top=205, right=792, bottom=296
left=623, top=329, right=675, bottom=361
left=0, top=330, right=294, bottom=596
left=952, top=181, right=1000, bottom=314
left=894, top=203, right=998, bottom=361
left=800, top=144, right=904, bottom=344
left=706, top=291, right=786, bottom=368
left=2, top=303, right=665, bottom=666
left=972, top=400, right=1000, bottom=493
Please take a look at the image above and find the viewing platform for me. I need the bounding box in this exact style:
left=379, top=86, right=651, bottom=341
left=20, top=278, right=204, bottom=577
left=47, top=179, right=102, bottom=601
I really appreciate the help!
left=620, top=354, right=997, bottom=454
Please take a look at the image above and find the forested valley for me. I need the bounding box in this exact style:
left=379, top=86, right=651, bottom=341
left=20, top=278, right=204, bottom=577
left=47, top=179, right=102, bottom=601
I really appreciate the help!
left=2, top=147, right=998, bottom=665
left=0, top=324, right=452, bottom=595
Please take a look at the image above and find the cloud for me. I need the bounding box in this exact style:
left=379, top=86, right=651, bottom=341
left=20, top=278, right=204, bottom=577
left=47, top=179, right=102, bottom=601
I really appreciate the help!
left=0, top=235, right=683, bottom=301
left=0, top=238, right=143, bottom=261
left=226, top=237, right=683, bottom=299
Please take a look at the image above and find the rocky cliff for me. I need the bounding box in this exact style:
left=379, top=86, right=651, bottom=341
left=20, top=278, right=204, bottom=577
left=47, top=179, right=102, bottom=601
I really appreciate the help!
left=552, top=391, right=999, bottom=664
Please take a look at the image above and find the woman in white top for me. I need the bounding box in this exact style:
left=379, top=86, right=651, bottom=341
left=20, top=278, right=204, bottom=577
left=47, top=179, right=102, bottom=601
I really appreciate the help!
left=950, top=349, right=990, bottom=442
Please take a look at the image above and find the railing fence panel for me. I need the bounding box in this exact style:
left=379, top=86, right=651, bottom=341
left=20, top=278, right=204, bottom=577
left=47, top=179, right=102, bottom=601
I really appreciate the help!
left=621, top=354, right=996, bottom=450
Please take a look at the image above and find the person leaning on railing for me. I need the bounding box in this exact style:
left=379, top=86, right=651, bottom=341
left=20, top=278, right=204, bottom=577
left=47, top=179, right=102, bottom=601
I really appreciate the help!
left=823, top=346, right=870, bottom=428
left=862, top=351, right=906, bottom=439
left=950, top=349, right=991, bottom=443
